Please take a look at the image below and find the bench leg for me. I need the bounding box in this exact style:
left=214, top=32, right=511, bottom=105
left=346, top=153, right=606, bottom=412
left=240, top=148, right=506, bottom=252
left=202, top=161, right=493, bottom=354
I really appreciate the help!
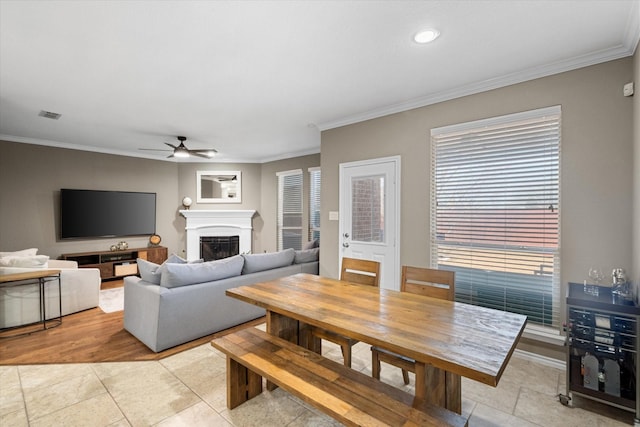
left=227, top=357, right=263, bottom=409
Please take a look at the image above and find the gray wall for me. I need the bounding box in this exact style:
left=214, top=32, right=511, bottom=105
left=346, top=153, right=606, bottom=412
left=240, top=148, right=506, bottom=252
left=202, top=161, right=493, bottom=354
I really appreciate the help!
left=176, top=162, right=263, bottom=256
left=321, top=58, right=635, bottom=326
left=0, top=141, right=318, bottom=258
left=260, top=154, right=321, bottom=253
left=0, top=141, right=180, bottom=257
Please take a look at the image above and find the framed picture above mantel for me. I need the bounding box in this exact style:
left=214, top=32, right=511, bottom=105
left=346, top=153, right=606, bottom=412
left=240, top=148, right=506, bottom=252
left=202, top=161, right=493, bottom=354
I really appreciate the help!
left=196, top=170, right=241, bottom=203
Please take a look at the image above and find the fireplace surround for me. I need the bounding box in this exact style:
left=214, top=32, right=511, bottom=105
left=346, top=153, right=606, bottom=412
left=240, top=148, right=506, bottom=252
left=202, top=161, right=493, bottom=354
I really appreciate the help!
left=179, top=210, right=256, bottom=262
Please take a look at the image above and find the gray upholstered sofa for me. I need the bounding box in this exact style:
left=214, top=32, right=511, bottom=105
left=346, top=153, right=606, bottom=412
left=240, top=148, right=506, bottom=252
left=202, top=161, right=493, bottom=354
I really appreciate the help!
left=123, top=248, right=319, bottom=352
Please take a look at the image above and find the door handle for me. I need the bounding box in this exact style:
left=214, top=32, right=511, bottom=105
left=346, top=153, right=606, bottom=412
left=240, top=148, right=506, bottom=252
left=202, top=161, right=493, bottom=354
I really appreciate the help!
left=342, top=242, right=350, bottom=248
left=343, top=232, right=349, bottom=238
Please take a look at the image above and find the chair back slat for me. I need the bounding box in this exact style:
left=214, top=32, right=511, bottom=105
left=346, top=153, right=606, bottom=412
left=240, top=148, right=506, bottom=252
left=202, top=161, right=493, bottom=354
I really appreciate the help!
left=340, top=257, right=380, bottom=287
left=401, top=266, right=455, bottom=301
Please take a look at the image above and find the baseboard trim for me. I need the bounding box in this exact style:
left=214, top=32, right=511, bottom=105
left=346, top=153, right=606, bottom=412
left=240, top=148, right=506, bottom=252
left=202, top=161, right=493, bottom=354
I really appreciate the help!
left=514, top=348, right=566, bottom=370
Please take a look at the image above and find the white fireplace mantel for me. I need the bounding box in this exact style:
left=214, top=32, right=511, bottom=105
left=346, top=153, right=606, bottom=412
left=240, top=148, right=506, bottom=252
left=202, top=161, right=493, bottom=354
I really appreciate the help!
left=180, top=210, right=256, bottom=261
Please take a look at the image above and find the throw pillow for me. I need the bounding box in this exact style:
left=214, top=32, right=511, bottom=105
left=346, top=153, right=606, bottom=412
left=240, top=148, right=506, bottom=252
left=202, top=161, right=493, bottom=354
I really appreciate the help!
left=302, top=239, right=319, bottom=250
left=136, top=258, right=163, bottom=284
left=0, top=248, right=38, bottom=258
left=294, top=248, right=319, bottom=264
left=165, top=253, right=187, bottom=264
left=137, top=254, right=204, bottom=285
left=242, top=248, right=295, bottom=274
left=0, top=255, right=49, bottom=268
left=160, top=255, right=245, bottom=288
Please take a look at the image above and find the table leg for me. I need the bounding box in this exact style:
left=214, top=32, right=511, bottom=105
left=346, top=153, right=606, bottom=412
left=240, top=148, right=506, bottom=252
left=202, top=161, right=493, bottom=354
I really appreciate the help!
left=39, top=277, right=46, bottom=330
left=43, top=274, right=62, bottom=330
left=266, top=311, right=299, bottom=391
left=445, top=372, right=462, bottom=413
left=267, top=311, right=299, bottom=343
left=414, top=362, right=462, bottom=414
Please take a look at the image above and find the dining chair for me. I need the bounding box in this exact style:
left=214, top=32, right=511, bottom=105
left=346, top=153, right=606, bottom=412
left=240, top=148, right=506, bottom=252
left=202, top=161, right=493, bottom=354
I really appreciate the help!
left=371, top=265, right=455, bottom=384
left=309, top=257, right=380, bottom=367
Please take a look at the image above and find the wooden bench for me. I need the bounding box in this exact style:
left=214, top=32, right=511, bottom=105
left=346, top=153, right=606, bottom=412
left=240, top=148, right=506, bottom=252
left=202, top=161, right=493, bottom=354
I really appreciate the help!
left=211, top=327, right=468, bottom=427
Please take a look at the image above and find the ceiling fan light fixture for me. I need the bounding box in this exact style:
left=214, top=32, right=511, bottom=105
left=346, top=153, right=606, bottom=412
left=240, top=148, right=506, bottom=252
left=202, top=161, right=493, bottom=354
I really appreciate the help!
left=173, top=149, right=190, bottom=158
left=414, top=28, right=440, bottom=44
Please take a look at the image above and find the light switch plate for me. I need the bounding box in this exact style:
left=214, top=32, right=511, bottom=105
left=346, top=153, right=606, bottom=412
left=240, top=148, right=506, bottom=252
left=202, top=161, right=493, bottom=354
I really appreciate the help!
left=329, top=211, right=339, bottom=221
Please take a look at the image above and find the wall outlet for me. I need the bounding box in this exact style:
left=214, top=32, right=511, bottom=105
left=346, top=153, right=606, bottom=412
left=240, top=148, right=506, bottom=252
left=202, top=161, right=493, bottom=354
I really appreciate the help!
left=329, top=211, right=339, bottom=221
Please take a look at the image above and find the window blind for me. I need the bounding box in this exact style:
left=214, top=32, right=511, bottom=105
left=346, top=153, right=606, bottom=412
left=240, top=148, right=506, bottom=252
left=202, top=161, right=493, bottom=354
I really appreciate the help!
left=309, top=167, right=321, bottom=242
left=430, top=106, right=561, bottom=328
left=277, top=169, right=303, bottom=250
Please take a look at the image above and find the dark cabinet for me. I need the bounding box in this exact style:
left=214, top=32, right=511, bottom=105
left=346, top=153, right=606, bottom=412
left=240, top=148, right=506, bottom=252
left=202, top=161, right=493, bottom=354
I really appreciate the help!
left=62, top=246, right=168, bottom=281
left=562, top=283, right=639, bottom=425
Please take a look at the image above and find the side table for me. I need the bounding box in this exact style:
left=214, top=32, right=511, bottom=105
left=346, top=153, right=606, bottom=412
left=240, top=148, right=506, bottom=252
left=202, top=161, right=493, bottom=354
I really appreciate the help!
left=0, top=269, right=62, bottom=336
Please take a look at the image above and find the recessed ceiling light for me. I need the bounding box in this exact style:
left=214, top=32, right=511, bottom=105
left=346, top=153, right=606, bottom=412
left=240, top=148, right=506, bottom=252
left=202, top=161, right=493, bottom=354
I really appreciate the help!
left=414, top=29, right=440, bottom=44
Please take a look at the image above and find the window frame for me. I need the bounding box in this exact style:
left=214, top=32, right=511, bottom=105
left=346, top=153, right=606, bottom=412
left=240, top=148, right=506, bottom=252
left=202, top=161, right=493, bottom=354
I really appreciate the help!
left=430, top=105, right=562, bottom=331
left=308, top=167, right=321, bottom=243
left=277, top=169, right=304, bottom=251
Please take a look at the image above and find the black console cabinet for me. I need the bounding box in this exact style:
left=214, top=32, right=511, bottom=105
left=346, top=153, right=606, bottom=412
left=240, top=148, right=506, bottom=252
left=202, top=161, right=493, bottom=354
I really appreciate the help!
left=562, top=282, right=639, bottom=426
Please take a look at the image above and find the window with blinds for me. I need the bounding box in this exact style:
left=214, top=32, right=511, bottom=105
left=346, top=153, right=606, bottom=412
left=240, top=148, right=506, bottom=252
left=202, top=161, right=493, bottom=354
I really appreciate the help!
left=277, top=169, right=303, bottom=250
left=430, top=106, right=561, bottom=329
left=309, top=167, right=321, bottom=242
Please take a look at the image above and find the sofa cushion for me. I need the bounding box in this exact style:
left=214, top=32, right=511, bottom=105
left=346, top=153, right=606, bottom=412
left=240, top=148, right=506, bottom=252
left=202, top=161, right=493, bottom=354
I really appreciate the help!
left=137, top=254, right=203, bottom=285
left=160, top=255, right=245, bottom=288
left=242, top=248, right=295, bottom=274
left=0, top=248, right=38, bottom=258
left=294, top=248, right=319, bottom=264
left=0, top=255, right=49, bottom=268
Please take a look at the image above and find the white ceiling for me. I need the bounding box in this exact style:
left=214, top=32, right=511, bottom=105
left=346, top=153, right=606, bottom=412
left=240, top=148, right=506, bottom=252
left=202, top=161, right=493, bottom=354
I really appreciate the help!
left=1, top=1, right=638, bottom=163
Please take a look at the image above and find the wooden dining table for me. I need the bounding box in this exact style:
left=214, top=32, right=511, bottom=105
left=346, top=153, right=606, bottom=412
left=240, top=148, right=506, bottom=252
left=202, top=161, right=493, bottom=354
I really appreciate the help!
left=226, top=273, right=527, bottom=414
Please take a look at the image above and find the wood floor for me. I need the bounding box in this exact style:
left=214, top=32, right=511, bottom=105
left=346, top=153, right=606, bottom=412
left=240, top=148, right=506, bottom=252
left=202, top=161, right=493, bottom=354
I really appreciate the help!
left=0, top=280, right=265, bottom=365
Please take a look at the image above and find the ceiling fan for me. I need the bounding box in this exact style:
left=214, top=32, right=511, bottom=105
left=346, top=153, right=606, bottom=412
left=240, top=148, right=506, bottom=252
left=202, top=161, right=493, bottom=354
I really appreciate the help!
left=139, top=136, right=218, bottom=159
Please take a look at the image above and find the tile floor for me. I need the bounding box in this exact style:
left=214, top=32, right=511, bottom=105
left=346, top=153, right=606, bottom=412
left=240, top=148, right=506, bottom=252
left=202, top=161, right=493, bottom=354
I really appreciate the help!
left=0, top=325, right=636, bottom=427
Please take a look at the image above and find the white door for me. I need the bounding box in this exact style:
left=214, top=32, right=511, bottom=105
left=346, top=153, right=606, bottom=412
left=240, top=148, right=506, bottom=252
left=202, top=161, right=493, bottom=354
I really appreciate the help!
left=339, top=156, right=400, bottom=290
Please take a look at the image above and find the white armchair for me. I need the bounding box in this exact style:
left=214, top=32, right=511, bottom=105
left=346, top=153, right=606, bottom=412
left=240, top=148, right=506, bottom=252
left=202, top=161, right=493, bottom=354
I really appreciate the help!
left=0, top=254, right=100, bottom=329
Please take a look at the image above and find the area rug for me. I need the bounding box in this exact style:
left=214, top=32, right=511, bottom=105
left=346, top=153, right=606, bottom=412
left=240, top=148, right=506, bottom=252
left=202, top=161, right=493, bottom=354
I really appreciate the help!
left=99, top=287, right=124, bottom=313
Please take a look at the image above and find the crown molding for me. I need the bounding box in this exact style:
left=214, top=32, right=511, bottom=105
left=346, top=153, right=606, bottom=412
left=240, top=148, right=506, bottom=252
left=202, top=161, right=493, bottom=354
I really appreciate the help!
left=0, top=134, right=171, bottom=161
left=317, top=22, right=640, bottom=132
left=0, top=134, right=320, bottom=164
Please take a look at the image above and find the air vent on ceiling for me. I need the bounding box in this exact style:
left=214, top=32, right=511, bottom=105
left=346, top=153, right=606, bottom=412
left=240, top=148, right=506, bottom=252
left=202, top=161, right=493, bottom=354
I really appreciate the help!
left=38, top=110, right=61, bottom=120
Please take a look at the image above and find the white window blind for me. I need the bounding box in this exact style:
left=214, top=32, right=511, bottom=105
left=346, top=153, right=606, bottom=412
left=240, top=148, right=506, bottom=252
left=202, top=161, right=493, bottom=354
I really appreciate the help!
left=309, top=167, right=321, bottom=242
left=430, top=106, right=561, bottom=328
left=277, top=169, right=303, bottom=250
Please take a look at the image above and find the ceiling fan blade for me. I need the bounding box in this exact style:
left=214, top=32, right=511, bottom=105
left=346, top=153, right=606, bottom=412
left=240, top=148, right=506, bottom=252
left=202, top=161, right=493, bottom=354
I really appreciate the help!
left=138, top=148, right=173, bottom=152
left=191, top=148, right=218, bottom=154
left=191, top=151, right=214, bottom=159
left=164, top=142, right=178, bottom=149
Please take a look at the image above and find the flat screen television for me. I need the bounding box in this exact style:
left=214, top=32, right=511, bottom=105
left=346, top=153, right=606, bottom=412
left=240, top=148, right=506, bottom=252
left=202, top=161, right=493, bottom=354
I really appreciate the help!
left=60, top=189, right=156, bottom=239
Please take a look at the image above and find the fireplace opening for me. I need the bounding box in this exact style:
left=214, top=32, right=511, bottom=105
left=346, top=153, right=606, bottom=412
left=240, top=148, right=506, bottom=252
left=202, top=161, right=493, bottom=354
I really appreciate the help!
left=200, top=236, right=240, bottom=261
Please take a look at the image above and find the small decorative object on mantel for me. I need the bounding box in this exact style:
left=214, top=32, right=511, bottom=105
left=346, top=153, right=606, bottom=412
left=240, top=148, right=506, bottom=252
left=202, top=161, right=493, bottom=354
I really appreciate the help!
left=149, top=234, right=162, bottom=246
left=182, top=196, right=193, bottom=210
left=117, top=241, right=129, bottom=251
left=110, top=244, right=118, bottom=252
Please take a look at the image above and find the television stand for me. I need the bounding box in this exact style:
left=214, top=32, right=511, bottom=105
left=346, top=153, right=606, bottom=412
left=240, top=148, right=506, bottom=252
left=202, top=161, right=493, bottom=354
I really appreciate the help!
left=62, top=246, right=167, bottom=281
